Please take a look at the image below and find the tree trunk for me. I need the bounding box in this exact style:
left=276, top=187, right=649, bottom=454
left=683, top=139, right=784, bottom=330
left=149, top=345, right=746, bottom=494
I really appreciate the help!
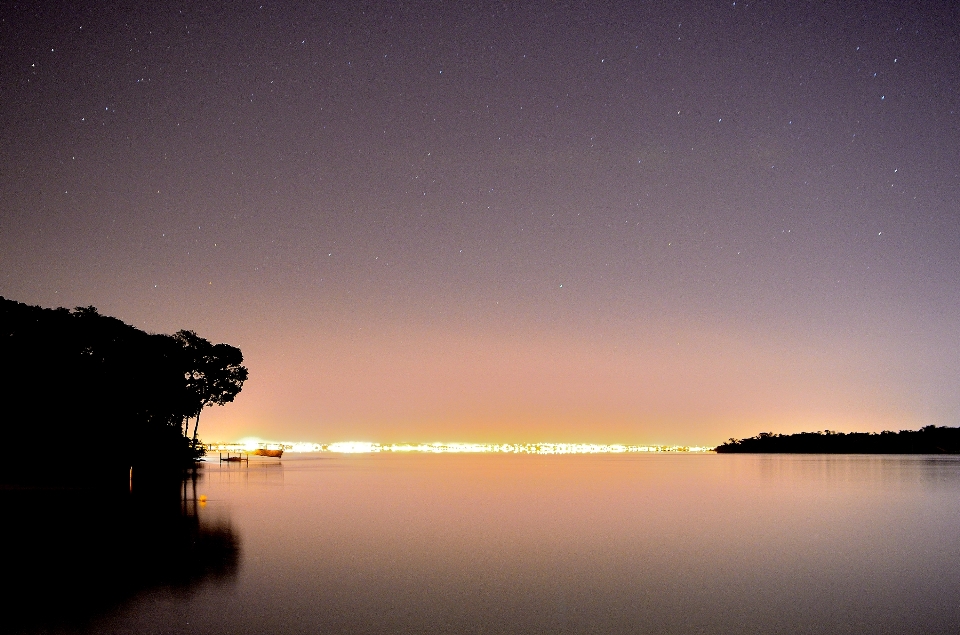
left=192, top=409, right=202, bottom=445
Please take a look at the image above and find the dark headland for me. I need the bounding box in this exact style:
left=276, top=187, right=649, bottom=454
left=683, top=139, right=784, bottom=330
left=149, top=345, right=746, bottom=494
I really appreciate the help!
left=0, top=296, right=247, bottom=487
left=715, top=426, right=960, bottom=453
left=0, top=297, right=247, bottom=631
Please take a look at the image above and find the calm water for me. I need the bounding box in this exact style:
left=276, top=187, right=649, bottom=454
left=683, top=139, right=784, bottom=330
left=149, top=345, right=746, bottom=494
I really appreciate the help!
left=24, top=454, right=960, bottom=633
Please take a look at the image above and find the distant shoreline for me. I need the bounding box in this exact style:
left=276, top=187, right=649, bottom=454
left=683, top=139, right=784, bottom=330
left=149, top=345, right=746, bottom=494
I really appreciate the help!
left=714, top=426, right=960, bottom=454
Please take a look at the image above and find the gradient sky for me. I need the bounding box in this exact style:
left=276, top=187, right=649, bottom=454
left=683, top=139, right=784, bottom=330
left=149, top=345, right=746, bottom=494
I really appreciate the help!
left=3, top=0, right=959, bottom=445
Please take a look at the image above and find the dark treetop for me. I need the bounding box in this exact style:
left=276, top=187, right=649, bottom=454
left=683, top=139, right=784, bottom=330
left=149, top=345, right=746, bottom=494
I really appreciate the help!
left=0, top=296, right=247, bottom=486
left=715, top=426, right=960, bottom=453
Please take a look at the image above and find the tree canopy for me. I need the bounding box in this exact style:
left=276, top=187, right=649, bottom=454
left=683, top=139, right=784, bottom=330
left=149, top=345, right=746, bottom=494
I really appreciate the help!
left=174, top=329, right=248, bottom=443
left=0, top=296, right=248, bottom=485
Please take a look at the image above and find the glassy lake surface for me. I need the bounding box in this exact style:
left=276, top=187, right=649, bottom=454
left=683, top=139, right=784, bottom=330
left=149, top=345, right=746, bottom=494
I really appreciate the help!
left=21, top=453, right=960, bottom=634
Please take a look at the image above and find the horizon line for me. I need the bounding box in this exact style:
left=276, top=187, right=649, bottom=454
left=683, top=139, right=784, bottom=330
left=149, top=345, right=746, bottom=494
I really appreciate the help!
left=207, top=440, right=716, bottom=454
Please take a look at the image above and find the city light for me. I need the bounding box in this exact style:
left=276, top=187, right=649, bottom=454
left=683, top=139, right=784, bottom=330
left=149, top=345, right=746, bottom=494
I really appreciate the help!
left=207, top=440, right=713, bottom=455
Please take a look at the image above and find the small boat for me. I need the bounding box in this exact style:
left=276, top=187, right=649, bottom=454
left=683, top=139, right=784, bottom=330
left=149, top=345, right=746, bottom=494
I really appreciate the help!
left=253, top=448, right=283, bottom=458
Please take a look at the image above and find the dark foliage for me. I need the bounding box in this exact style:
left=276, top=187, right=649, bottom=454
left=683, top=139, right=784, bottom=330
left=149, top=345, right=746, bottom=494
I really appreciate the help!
left=0, top=296, right=247, bottom=485
left=714, top=426, right=960, bottom=453
left=175, top=328, right=248, bottom=443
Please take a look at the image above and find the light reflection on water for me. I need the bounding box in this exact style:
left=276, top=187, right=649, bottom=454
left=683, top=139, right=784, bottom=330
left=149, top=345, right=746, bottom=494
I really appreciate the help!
left=91, top=454, right=960, bottom=634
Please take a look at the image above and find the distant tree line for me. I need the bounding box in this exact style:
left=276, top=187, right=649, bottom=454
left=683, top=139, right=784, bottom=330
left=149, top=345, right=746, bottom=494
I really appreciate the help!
left=0, top=296, right=247, bottom=485
left=715, top=426, right=960, bottom=453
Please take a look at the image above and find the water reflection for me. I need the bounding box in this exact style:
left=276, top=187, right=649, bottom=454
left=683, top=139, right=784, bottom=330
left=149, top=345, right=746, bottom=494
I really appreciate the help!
left=205, top=454, right=285, bottom=487
left=210, top=453, right=960, bottom=635
left=0, top=470, right=239, bottom=634
left=15, top=454, right=960, bottom=634
left=747, top=453, right=960, bottom=488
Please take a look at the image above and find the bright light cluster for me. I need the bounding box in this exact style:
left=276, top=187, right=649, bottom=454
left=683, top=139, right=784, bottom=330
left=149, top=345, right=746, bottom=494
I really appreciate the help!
left=208, top=440, right=712, bottom=454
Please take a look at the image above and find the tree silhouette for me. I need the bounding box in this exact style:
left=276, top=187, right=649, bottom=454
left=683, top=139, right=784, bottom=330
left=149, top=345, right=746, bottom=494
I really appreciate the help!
left=714, top=426, right=960, bottom=453
left=0, top=296, right=248, bottom=485
left=174, top=330, right=248, bottom=444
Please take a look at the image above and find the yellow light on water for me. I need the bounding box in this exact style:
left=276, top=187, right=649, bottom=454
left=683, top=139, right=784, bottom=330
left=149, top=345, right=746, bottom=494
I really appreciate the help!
left=238, top=437, right=262, bottom=452
left=327, top=441, right=379, bottom=453
left=290, top=442, right=323, bottom=453
left=207, top=440, right=712, bottom=455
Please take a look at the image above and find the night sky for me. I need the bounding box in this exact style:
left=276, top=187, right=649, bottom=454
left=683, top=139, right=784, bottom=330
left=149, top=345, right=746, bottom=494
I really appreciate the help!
left=3, top=0, right=959, bottom=445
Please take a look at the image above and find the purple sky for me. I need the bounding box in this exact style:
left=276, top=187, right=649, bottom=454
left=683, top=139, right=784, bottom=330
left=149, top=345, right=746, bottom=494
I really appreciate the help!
left=3, top=0, right=959, bottom=445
